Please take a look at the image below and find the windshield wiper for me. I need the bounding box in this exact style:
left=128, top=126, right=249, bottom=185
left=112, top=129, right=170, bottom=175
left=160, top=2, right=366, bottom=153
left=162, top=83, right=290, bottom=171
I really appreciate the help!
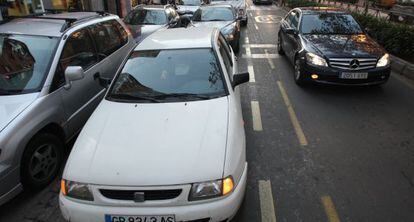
left=107, top=93, right=162, bottom=103
left=139, top=22, right=156, bottom=25
left=154, top=93, right=216, bottom=100
left=205, top=19, right=226, bottom=21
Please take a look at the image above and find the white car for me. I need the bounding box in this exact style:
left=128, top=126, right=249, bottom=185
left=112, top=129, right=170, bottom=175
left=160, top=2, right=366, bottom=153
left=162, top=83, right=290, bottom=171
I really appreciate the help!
left=59, top=27, right=249, bottom=222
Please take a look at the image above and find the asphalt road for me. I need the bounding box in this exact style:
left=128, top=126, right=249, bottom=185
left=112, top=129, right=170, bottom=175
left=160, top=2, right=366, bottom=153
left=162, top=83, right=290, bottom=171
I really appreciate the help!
left=1, top=2, right=414, bottom=222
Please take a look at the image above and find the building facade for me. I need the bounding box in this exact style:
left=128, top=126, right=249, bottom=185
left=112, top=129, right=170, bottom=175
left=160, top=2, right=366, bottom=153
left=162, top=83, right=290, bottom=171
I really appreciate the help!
left=0, top=0, right=131, bottom=21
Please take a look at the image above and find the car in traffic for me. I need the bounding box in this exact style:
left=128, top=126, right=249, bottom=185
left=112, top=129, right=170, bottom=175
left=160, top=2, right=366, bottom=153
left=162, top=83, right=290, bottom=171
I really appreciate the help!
left=176, top=0, right=203, bottom=19
left=123, top=4, right=180, bottom=42
left=277, top=7, right=391, bottom=86
left=59, top=27, right=249, bottom=222
left=0, top=12, right=135, bottom=206
left=210, top=0, right=248, bottom=26
left=193, top=5, right=241, bottom=52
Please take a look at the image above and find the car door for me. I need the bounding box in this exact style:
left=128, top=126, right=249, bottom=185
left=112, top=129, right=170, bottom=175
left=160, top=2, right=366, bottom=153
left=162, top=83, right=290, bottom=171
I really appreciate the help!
left=54, top=27, right=102, bottom=136
left=285, top=10, right=301, bottom=63
left=89, top=19, right=132, bottom=79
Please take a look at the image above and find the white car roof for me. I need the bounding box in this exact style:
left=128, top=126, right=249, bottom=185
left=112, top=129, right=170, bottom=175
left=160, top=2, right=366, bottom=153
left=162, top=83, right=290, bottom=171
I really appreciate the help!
left=134, top=27, right=217, bottom=51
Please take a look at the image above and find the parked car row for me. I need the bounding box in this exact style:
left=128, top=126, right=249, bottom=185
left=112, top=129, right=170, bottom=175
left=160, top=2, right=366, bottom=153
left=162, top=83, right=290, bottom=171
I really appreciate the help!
left=0, top=2, right=249, bottom=221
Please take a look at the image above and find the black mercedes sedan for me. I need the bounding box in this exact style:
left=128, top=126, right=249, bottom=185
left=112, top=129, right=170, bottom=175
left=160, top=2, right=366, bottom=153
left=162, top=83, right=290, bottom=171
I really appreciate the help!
left=278, top=7, right=391, bottom=86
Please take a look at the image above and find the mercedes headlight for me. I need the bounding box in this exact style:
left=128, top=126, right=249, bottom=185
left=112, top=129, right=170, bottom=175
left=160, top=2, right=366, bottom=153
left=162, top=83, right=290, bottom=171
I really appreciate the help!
left=61, top=179, right=94, bottom=201
left=306, top=52, right=328, bottom=67
left=189, top=176, right=234, bottom=201
left=377, top=53, right=390, bottom=67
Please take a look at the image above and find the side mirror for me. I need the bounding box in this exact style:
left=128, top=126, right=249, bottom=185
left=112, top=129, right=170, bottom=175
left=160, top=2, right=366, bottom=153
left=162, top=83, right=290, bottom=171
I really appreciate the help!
left=232, top=72, right=249, bottom=88
left=285, top=28, right=297, bottom=35
left=93, top=72, right=112, bottom=88
left=64, top=66, right=84, bottom=89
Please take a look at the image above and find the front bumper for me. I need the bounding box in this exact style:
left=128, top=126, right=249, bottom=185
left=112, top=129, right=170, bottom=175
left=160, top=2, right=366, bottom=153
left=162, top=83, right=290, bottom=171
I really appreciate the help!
left=0, top=166, right=22, bottom=206
left=59, top=163, right=247, bottom=222
left=301, top=61, right=391, bottom=86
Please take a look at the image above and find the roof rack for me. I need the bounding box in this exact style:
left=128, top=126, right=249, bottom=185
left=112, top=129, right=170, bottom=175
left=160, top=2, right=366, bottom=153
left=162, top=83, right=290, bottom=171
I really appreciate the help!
left=3, top=10, right=111, bottom=32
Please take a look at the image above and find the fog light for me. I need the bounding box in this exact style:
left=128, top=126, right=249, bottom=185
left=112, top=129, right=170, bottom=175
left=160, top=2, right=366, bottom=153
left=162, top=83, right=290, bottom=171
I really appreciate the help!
left=311, top=74, right=319, bottom=79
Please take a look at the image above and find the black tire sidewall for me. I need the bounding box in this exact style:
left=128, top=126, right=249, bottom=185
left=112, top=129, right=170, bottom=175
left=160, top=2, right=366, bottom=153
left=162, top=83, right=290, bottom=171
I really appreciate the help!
left=21, top=133, right=63, bottom=190
left=294, top=59, right=306, bottom=86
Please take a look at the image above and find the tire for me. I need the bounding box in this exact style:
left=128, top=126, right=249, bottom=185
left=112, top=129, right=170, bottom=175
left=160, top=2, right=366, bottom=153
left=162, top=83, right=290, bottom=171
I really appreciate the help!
left=277, top=34, right=285, bottom=55
left=294, top=58, right=307, bottom=86
left=21, top=133, right=63, bottom=190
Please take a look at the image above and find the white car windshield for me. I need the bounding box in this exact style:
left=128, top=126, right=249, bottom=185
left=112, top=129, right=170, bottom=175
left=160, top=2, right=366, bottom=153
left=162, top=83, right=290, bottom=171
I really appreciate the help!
left=107, top=49, right=227, bottom=103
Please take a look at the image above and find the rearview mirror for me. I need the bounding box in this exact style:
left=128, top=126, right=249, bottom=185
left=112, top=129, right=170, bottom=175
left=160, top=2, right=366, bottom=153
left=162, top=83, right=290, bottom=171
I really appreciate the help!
left=64, top=66, right=84, bottom=89
left=232, top=72, right=249, bottom=88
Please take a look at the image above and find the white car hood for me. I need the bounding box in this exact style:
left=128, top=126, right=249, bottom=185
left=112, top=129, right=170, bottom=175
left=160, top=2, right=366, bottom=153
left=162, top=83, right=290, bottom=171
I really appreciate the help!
left=64, top=97, right=229, bottom=186
left=0, top=93, right=38, bottom=132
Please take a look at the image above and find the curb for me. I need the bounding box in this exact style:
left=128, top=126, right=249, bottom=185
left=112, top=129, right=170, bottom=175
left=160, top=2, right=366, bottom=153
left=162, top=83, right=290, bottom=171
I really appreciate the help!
left=391, top=55, right=414, bottom=81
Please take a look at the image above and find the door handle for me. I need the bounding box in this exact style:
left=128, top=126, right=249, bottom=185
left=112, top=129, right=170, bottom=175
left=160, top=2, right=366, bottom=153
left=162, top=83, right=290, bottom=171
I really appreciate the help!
left=93, top=72, right=100, bottom=80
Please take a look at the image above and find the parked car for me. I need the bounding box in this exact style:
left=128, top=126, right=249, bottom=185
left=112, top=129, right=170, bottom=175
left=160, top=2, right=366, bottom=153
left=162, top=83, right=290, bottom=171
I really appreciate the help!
left=176, top=0, right=203, bottom=19
left=193, top=5, right=241, bottom=52
left=59, top=27, right=249, bottom=222
left=277, top=7, right=391, bottom=86
left=123, top=5, right=180, bottom=42
left=0, top=12, right=135, bottom=206
left=210, top=0, right=248, bottom=26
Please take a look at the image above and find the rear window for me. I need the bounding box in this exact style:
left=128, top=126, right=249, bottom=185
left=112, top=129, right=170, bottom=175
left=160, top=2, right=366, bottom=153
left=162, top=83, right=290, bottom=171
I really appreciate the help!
left=301, top=14, right=363, bottom=35
left=193, top=7, right=234, bottom=21
left=124, top=9, right=167, bottom=25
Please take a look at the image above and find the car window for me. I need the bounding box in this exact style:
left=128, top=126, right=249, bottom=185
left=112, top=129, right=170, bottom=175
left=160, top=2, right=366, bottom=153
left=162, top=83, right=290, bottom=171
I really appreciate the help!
left=218, top=35, right=233, bottom=81
left=107, top=49, right=226, bottom=102
left=124, top=9, right=168, bottom=25
left=53, top=28, right=98, bottom=90
left=300, top=14, right=363, bottom=35
left=177, top=0, right=201, bottom=6
left=0, top=34, right=58, bottom=94
left=90, top=20, right=124, bottom=58
left=193, top=7, right=235, bottom=21
left=113, top=20, right=129, bottom=45
left=290, top=10, right=300, bottom=29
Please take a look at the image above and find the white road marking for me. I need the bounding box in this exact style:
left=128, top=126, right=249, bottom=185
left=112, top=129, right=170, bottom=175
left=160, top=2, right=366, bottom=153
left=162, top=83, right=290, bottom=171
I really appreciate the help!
left=277, top=81, right=308, bottom=146
left=259, top=180, right=277, bottom=222
left=245, top=37, right=250, bottom=44
left=242, top=54, right=280, bottom=59
left=254, top=23, right=259, bottom=30
left=250, top=12, right=253, bottom=17
left=251, top=101, right=263, bottom=131
left=245, top=47, right=252, bottom=56
left=255, top=15, right=282, bottom=23
left=243, top=44, right=277, bottom=48
left=248, top=65, right=256, bottom=83
left=265, top=49, right=275, bottom=69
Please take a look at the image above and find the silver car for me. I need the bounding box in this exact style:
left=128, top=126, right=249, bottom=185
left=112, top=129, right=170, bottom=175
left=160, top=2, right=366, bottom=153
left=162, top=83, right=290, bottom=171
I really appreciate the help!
left=123, top=5, right=181, bottom=43
left=0, top=12, right=135, bottom=205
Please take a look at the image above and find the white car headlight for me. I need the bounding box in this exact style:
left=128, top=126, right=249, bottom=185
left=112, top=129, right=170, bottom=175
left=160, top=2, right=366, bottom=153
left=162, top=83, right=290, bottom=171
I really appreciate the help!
left=189, top=176, right=234, bottom=201
left=306, top=52, right=328, bottom=67
left=61, top=179, right=94, bottom=201
left=377, top=53, right=390, bottom=67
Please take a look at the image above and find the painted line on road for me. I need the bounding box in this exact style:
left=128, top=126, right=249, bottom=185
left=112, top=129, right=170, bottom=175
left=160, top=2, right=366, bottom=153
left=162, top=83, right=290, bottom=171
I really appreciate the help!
left=321, top=196, right=341, bottom=222
left=248, top=65, right=256, bottom=83
left=243, top=44, right=277, bottom=48
left=245, top=47, right=252, bottom=56
left=250, top=12, right=253, bottom=17
left=259, top=180, right=277, bottom=222
left=245, top=36, right=250, bottom=44
left=277, top=81, right=308, bottom=146
left=265, top=49, right=275, bottom=69
left=254, top=23, right=259, bottom=30
left=242, top=54, right=280, bottom=59
left=251, top=101, right=263, bottom=131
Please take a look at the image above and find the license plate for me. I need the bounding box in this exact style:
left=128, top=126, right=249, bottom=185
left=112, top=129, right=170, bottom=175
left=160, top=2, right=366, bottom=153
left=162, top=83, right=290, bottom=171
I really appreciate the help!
left=105, top=215, right=175, bottom=222
left=340, top=72, right=368, bottom=79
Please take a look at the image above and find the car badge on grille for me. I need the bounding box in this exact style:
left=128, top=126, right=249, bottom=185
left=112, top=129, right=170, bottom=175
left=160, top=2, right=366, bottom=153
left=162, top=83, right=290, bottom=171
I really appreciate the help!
left=349, top=59, right=360, bottom=69
left=133, top=192, right=145, bottom=202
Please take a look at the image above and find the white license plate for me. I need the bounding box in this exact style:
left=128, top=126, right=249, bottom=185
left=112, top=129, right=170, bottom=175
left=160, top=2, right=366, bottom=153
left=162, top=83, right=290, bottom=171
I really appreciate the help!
left=340, top=72, right=368, bottom=79
left=105, top=215, right=175, bottom=222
